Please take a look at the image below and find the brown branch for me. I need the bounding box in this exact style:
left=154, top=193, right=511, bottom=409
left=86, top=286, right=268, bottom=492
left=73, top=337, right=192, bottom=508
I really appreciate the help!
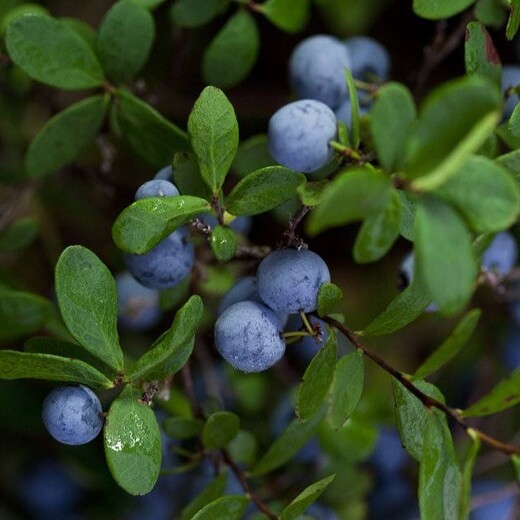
left=321, top=315, right=520, bottom=457
left=279, top=204, right=311, bottom=249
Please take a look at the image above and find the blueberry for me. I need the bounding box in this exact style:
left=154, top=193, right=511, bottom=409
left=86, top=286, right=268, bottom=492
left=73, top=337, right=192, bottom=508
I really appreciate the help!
left=214, top=301, right=286, bottom=372
left=285, top=314, right=329, bottom=363
left=470, top=479, right=516, bottom=520
left=344, top=36, right=390, bottom=82
left=217, top=276, right=263, bottom=317
left=41, top=385, right=103, bottom=445
left=502, top=65, right=520, bottom=119
left=199, top=213, right=252, bottom=235
left=124, top=227, right=195, bottom=290
left=481, top=231, right=518, bottom=277
left=153, top=165, right=173, bottom=181
left=289, top=35, right=352, bottom=109
left=116, top=272, right=162, bottom=331
left=257, top=249, right=331, bottom=314
left=135, top=179, right=180, bottom=200
left=369, top=427, right=408, bottom=477
left=268, top=100, right=337, bottom=173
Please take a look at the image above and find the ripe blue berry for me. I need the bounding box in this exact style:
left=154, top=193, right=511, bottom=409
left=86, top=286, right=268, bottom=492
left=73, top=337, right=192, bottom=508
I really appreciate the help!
left=42, top=385, right=103, bottom=445
left=124, top=227, right=194, bottom=290
left=116, top=271, right=161, bottom=331
left=135, top=179, right=180, bottom=200
left=481, top=231, right=518, bottom=277
left=268, top=100, right=337, bottom=173
left=153, top=165, right=173, bottom=181
left=217, top=276, right=263, bottom=317
left=344, top=36, right=390, bottom=82
left=257, top=248, right=331, bottom=314
left=214, top=301, right=286, bottom=372
left=289, top=35, right=352, bottom=109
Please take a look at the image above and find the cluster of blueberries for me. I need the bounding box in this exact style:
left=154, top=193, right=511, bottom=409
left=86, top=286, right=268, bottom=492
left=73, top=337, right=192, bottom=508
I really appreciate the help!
left=268, top=34, right=389, bottom=174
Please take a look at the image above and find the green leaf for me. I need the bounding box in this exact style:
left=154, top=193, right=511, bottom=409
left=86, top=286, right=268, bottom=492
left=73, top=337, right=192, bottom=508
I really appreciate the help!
left=211, top=226, right=237, bottom=263
left=112, top=195, right=211, bottom=254
left=202, top=9, right=259, bottom=89
left=225, top=166, right=305, bottom=216
left=353, top=190, right=401, bottom=263
left=201, top=411, right=240, bottom=449
left=370, top=83, right=416, bottom=172
left=413, top=309, right=481, bottom=381
left=463, top=365, right=520, bottom=416
left=419, top=413, right=461, bottom=520
left=413, top=0, right=475, bottom=19
left=232, top=134, right=275, bottom=178
left=129, top=0, right=168, bottom=9
left=162, top=416, right=203, bottom=440
left=55, top=245, right=124, bottom=372
left=187, top=86, right=239, bottom=193
left=435, top=156, right=520, bottom=233
left=0, top=351, right=113, bottom=389
left=6, top=14, right=104, bottom=89
left=191, top=495, right=249, bottom=520
left=259, top=0, right=310, bottom=33
left=60, top=18, right=96, bottom=49
left=25, top=95, right=108, bottom=178
left=496, top=149, right=520, bottom=183
left=458, top=433, right=481, bottom=520
left=159, top=276, right=190, bottom=311
left=0, top=4, right=49, bottom=34
left=398, top=191, right=417, bottom=241
left=104, top=386, right=161, bottom=495
left=172, top=152, right=212, bottom=199
left=180, top=472, right=228, bottom=520
left=307, top=167, right=393, bottom=235
left=317, top=283, right=343, bottom=317
left=280, top=474, right=336, bottom=520
left=405, top=76, right=501, bottom=182
left=0, top=289, right=54, bottom=341
left=475, top=0, right=507, bottom=27
left=115, top=89, right=189, bottom=167
left=0, top=216, right=38, bottom=251
left=506, top=0, right=520, bottom=39
left=415, top=197, right=477, bottom=314
left=296, top=336, right=337, bottom=421
left=465, top=21, right=501, bottom=87
left=512, top=454, right=520, bottom=485
left=297, top=180, right=326, bottom=207
left=393, top=379, right=447, bottom=462
left=361, top=278, right=432, bottom=336
left=228, top=430, right=258, bottom=465
left=170, top=0, right=229, bottom=28
left=345, top=67, right=361, bottom=150
left=129, top=295, right=203, bottom=381
left=253, top=410, right=323, bottom=476
left=496, top=120, right=520, bottom=149
left=509, top=102, right=520, bottom=137
left=97, top=0, right=154, bottom=83
left=327, top=350, right=364, bottom=429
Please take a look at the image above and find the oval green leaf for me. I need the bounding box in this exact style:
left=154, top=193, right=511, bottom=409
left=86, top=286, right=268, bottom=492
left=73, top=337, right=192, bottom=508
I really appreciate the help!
left=170, top=0, right=229, bottom=28
left=191, top=495, right=249, bottom=520
left=210, top=225, right=237, bottom=263
left=259, top=0, right=310, bottom=33
left=413, top=0, right=475, bottom=20
left=201, top=411, right=240, bottom=450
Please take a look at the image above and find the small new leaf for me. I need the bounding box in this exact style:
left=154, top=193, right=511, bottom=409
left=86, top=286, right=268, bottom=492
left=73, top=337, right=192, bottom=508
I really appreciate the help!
left=317, top=283, right=343, bottom=317
left=211, top=226, right=237, bottom=263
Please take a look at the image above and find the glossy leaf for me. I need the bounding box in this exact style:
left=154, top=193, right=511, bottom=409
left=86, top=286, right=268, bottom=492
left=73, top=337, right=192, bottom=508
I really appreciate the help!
left=413, top=0, right=475, bottom=19
left=435, top=156, right=520, bottom=233
left=418, top=413, right=461, bottom=520
left=253, top=410, right=323, bottom=476
left=415, top=197, right=477, bottom=314
left=202, top=9, right=259, bottom=89
left=115, top=89, right=189, bottom=167
left=370, top=83, right=416, bottom=172
left=0, top=351, right=113, bottom=389
left=210, top=226, right=237, bottom=263
left=191, top=496, right=249, bottom=520
left=464, top=21, right=501, bottom=86
left=170, top=0, right=229, bottom=28
left=405, top=76, right=501, bottom=181
left=55, top=246, right=124, bottom=372
left=97, top=0, right=154, bottom=83
left=362, top=278, right=432, bottom=336
left=280, top=474, right=336, bottom=520
left=307, top=167, right=392, bottom=235
left=104, top=386, right=161, bottom=495
left=259, top=0, right=310, bottom=33
left=129, top=295, right=203, bottom=381
left=0, top=289, right=54, bottom=341
left=327, top=350, right=364, bottom=428
left=393, top=379, right=447, bottom=462
left=225, top=166, right=305, bottom=216
left=187, top=86, right=239, bottom=193
left=112, top=195, right=211, bottom=254
left=6, top=14, right=104, bottom=89
left=180, top=472, right=228, bottom=520
left=201, top=411, right=240, bottom=449
left=25, top=95, right=108, bottom=178
left=296, top=336, right=337, bottom=421
left=317, top=283, right=343, bottom=317
left=413, top=309, right=481, bottom=380
left=353, top=190, right=401, bottom=263
left=0, top=217, right=38, bottom=251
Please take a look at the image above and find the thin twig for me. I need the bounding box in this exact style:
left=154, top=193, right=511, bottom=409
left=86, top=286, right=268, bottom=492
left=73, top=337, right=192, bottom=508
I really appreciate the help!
left=279, top=204, right=311, bottom=249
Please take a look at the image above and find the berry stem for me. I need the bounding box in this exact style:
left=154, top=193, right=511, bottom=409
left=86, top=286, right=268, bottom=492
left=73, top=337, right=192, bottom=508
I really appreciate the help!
left=299, top=311, right=315, bottom=335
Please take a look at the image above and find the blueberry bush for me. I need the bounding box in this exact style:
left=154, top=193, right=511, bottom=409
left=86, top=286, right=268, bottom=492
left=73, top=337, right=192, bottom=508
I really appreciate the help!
left=3, top=0, right=520, bottom=518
